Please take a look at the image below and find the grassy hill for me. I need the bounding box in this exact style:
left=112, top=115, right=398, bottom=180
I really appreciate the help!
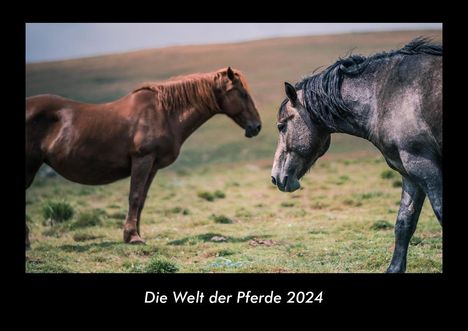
left=26, top=30, right=442, bottom=169
left=26, top=30, right=443, bottom=273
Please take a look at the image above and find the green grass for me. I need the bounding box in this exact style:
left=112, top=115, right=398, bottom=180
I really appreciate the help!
left=42, top=201, right=74, bottom=224
left=70, top=210, right=103, bottom=229
left=25, top=30, right=442, bottom=273
left=26, top=154, right=442, bottom=273
left=144, top=257, right=179, bottom=273
left=370, top=220, right=394, bottom=231
left=380, top=170, right=396, bottom=180
left=197, top=190, right=226, bottom=202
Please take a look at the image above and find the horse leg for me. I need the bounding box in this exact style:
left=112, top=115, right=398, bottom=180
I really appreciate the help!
left=136, top=168, right=158, bottom=236
left=416, top=167, right=442, bottom=225
left=387, top=177, right=425, bottom=273
left=25, top=150, right=43, bottom=249
left=26, top=153, right=43, bottom=189
left=123, top=154, right=156, bottom=244
left=400, top=151, right=442, bottom=224
left=25, top=222, right=31, bottom=250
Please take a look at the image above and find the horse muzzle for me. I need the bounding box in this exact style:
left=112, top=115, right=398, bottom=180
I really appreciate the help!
left=245, top=122, right=261, bottom=138
left=271, top=174, right=300, bottom=192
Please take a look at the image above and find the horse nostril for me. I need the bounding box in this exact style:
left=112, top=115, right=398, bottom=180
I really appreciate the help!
left=271, top=176, right=276, bottom=185
left=256, top=124, right=262, bottom=132
left=284, top=176, right=288, bottom=186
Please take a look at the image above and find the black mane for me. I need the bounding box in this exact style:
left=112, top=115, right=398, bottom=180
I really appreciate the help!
left=292, top=37, right=442, bottom=131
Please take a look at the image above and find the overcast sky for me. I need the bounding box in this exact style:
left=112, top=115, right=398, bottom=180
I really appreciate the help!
left=26, top=23, right=442, bottom=63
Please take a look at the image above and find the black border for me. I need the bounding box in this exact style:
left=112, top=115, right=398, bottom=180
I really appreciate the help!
left=11, top=8, right=460, bottom=315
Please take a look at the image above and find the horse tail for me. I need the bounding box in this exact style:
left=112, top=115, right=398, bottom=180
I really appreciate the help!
left=26, top=95, right=58, bottom=188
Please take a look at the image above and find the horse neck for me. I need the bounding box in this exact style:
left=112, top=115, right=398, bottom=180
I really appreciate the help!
left=322, top=76, right=374, bottom=140
left=172, top=98, right=219, bottom=144
left=154, top=75, right=222, bottom=144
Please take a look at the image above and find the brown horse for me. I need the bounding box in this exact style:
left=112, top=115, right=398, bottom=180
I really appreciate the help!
left=26, top=67, right=261, bottom=245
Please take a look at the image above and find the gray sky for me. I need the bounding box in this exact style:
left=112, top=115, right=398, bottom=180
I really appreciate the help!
left=26, top=23, right=442, bottom=63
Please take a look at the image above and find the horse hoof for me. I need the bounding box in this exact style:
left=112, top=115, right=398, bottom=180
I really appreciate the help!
left=129, top=239, right=145, bottom=245
left=129, top=237, right=145, bottom=245
left=386, top=266, right=405, bottom=273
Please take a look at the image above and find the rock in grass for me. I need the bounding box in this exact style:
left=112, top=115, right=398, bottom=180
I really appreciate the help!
left=210, top=236, right=227, bottom=242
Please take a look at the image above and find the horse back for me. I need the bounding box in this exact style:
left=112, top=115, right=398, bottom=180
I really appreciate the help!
left=377, top=54, right=442, bottom=154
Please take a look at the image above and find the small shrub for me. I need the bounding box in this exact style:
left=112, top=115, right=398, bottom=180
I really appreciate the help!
left=42, top=201, right=74, bottom=224
left=210, top=214, right=234, bottom=224
left=370, top=220, right=394, bottom=230
left=169, top=206, right=182, bottom=214
left=198, top=190, right=225, bottom=201
left=392, top=180, right=402, bottom=188
left=73, top=232, right=101, bottom=242
left=166, top=207, right=190, bottom=215
left=280, top=202, right=295, bottom=208
left=198, top=191, right=214, bottom=201
left=145, top=257, right=178, bottom=273
left=217, top=249, right=236, bottom=257
left=360, top=192, right=383, bottom=200
left=381, top=170, right=396, bottom=180
left=214, top=190, right=226, bottom=199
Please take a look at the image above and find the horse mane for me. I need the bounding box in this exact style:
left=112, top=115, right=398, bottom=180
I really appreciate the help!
left=133, top=68, right=251, bottom=112
left=293, top=37, right=442, bottom=130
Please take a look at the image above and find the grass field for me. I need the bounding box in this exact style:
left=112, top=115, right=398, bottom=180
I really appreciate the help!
left=25, top=30, right=443, bottom=273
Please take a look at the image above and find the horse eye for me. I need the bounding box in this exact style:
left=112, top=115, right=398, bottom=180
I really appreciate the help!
left=277, top=122, right=286, bottom=132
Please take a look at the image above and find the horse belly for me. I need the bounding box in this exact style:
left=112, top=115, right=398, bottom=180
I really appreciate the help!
left=44, top=117, right=133, bottom=185
left=46, top=155, right=131, bottom=185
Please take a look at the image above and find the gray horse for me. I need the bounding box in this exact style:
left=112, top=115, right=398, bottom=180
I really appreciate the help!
left=271, top=38, right=442, bottom=273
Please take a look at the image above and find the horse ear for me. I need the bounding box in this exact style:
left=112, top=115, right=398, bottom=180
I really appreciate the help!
left=284, top=82, right=297, bottom=104
left=227, top=67, right=236, bottom=81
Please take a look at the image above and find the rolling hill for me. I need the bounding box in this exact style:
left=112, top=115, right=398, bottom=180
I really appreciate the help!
left=26, top=29, right=442, bottom=170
